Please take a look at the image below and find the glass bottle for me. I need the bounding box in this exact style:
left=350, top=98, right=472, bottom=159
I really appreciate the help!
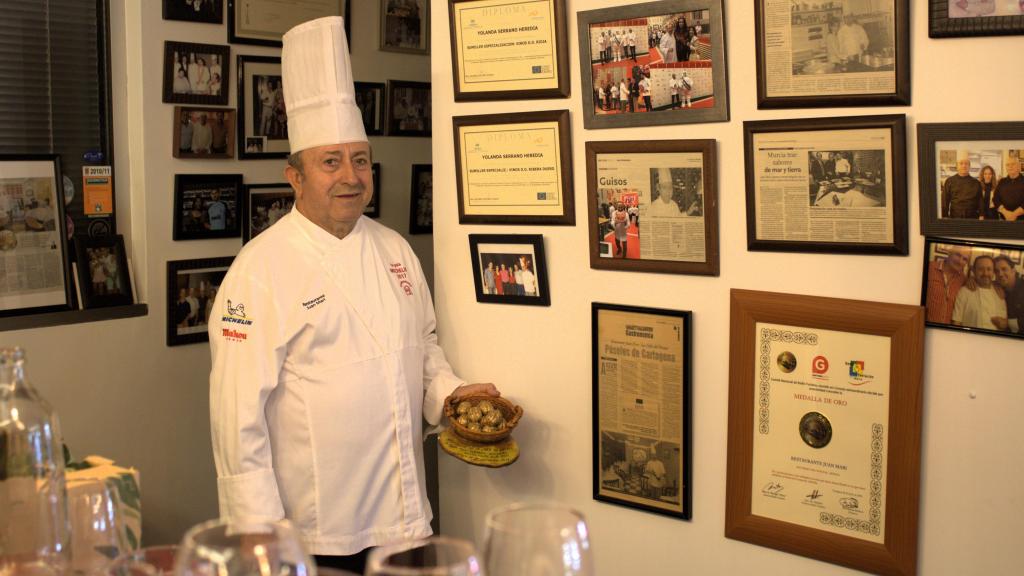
left=0, top=347, right=69, bottom=575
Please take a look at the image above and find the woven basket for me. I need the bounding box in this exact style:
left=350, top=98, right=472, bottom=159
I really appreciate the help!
left=444, top=394, right=523, bottom=443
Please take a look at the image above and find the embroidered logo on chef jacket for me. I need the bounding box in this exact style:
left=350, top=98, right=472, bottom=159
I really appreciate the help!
left=222, top=299, right=254, bottom=326
left=302, top=294, right=326, bottom=310
left=221, top=328, right=247, bottom=342
left=388, top=262, right=414, bottom=296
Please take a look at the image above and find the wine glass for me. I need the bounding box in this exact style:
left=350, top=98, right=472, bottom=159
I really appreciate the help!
left=365, top=536, right=482, bottom=576
left=173, top=518, right=316, bottom=576
left=105, top=545, right=179, bottom=576
left=482, top=502, right=595, bottom=576
left=68, top=481, right=128, bottom=574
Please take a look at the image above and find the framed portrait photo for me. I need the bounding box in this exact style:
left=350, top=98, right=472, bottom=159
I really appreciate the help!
left=921, top=237, right=1024, bottom=340
left=469, top=234, right=550, bottom=306
left=726, top=289, right=924, bottom=576
left=163, top=0, right=224, bottom=24
left=163, top=41, right=230, bottom=106
left=917, top=121, right=1024, bottom=240
left=381, top=0, right=429, bottom=54
left=355, top=81, right=386, bottom=136
left=586, top=139, right=718, bottom=276
left=929, top=0, right=1024, bottom=37
left=173, top=107, right=236, bottom=159
left=754, top=0, right=910, bottom=108
left=237, top=55, right=288, bottom=160
left=166, top=257, right=233, bottom=346
left=365, top=163, right=382, bottom=218
left=743, top=114, right=908, bottom=255
left=449, top=0, right=570, bottom=101
left=173, top=174, right=243, bottom=241
left=576, top=0, right=729, bottom=130
left=592, top=302, right=692, bottom=520
left=228, top=0, right=348, bottom=47
left=386, top=80, right=431, bottom=137
left=74, top=234, right=133, bottom=309
left=241, top=183, right=293, bottom=244
left=409, top=164, right=432, bottom=234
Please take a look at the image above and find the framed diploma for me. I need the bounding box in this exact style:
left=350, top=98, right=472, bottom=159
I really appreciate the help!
left=585, top=139, right=719, bottom=276
left=227, top=0, right=347, bottom=47
left=448, top=0, right=570, bottom=101
left=929, top=1, right=1024, bottom=38
left=743, top=115, right=908, bottom=255
left=592, top=302, right=691, bottom=520
left=453, top=110, right=574, bottom=225
left=755, top=0, right=910, bottom=109
left=725, top=289, right=924, bottom=576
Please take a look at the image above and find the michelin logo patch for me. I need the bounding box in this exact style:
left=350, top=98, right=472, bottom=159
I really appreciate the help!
left=222, top=299, right=253, bottom=325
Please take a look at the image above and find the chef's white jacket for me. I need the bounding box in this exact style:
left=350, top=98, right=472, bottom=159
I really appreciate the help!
left=208, top=209, right=464, bottom=555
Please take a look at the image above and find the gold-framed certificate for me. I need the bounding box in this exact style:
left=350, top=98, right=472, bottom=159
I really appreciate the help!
left=726, top=289, right=924, bottom=576
left=448, top=0, right=570, bottom=101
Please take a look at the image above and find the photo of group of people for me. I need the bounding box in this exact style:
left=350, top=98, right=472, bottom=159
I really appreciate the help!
left=170, top=50, right=224, bottom=97
left=936, top=148, right=1023, bottom=221
left=599, top=431, right=682, bottom=505
left=808, top=149, right=886, bottom=208
left=470, top=234, right=549, bottom=306
left=790, top=0, right=895, bottom=76
left=244, top=186, right=294, bottom=243
left=478, top=254, right=539, bottom=298
left=253, top=75, right=287, bottom=141
left=409, top=165, right=432, bottom=234
left=172, top=271, right=225, bottom=336
left=388, top=82, right=431, bottom=136
left=175, top=108, right=234, bottom=158
left=174, top=177, right=240, bottom=240
left=85, top=246, right=126, bottom=298
left=355, top=82, right=385, bottom=136
left=382, top=0, right=427, bottom=53
left=163, top=0, right=222, bottom=24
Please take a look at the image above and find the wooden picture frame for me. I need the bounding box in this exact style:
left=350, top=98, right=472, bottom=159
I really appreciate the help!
left=228, top=0, right=348, bottom=47
left=917, top=121, right=1024, bottom=240
left=929, top=0, right=1024, bottom=38
left=237, top=55, right=288, bottom=160
left=754, top=0, right=910, bottom=108
left=409, top=164, right=432, bottom=234
left=173, top=174, right=243, bottom=241
left=355, top=81, right=386, bottom=137
left=726, top=289, right=924, bottom=576
left=365, top=163, right=381, bottom=218
left=74, top=234, right=133, bottom=309
left=163, top=41, right=229, bottom=106
left=173, top=107, right=236, bottom=159
left=386, top=80, right=431, bottom=137
left=576, top=0, right=729, bottom=129
left=163, top=0, right=224, bottom=24
left=469, top=234, right=550, bottom=306
left=743, top=114, right=908, bottom=255
left=449, top=0, right=570, bottom=101
left=453, top=109, right=575, bottom=226
left=241, top=182, right=293, bottom=244
left=592, top=302, right=692, bottom=520
left=585, top=139, right=719, bottom=276
left=381, top=0, right=429, bottom=54
left=166, top=256, right=233, bottom=346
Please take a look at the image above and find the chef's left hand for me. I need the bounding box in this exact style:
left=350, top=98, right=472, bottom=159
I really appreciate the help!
left=450, top=383, right=500, bottom=399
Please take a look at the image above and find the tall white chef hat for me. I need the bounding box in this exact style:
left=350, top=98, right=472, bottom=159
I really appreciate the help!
left=282, top=16, right=366, bottom=154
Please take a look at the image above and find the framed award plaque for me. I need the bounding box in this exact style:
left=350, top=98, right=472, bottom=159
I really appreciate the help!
left=725, top=289, right=924, bottom=576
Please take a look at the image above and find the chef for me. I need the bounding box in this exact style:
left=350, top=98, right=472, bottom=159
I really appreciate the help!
left=208, top=16, right=497, bottom=573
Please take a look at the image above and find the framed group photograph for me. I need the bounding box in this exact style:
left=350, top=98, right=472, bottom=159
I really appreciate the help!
left=173, top=107, right=236, bottom=159
left=241, top=182, right=293, bottom=244
left=355, top=81, right=386, bottom=136
left=163, top=0, right=223, bottom=23
left=917, top=121, right=1024, bottom=240
left=576, top=0, right=729, bottom=130
left=365, top=163, right=382, bottom=218
left=409, top=164, right=432, bottom=234
left=743, top=114, right=908, bottom=255
left=0, top=155, right=73, bottom=317
left=592, top=302, right=692, bottom=520
left=386, top=80, right=431, bottom=137
left=929, top=0, right=1024, bottom=37
left=166, top=257, right=233, bottom=346
left=921, top=237, right=1024, bottom=340
left=449, top=0, right=570, bottom=101
left=725, top=289, right=924, bottom=576
left=163, top=41, right=229, bottom=106
left=754, top=0, right=910, bottom=108
left=74, top=234, right=133, bottom=309
left=585, top=139, right=719, bottom=276
left=228, top=0, right=347, bottom=46
left=381, top=0, right=429, bottom=54
left=468, top=234, right=550, bottom=306
left=453, top=109, right=574, bottom=226
left=237, top=55, right=288, bottom=160
left=173, top=174, right=243, bottom=241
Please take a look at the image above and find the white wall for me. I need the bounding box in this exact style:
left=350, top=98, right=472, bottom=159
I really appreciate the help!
left=431, top=2, right=1024, bottom=574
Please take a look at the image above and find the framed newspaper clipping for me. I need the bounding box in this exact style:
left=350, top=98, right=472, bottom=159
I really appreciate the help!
left=743, top=115, right=908, bottom=255
left=585, top=139, right=718, bottom=276
left=754, top=0, right=910, bottom=108
left=929, top=1, right=1024, bottom=38
left=593, top=302, right=691, bottom=520
left=726, top=289, right=924, bottom=576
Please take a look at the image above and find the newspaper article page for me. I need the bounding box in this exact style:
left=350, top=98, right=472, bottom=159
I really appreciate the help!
left=594, top=152, right=706, bottom=262
left=597, top=308, right=685, bottom=513
left=763, top=0, right=896, bottom=98
left=753, top=127, right=893, bottom=244
left=0, top=175, right=67, bottom=311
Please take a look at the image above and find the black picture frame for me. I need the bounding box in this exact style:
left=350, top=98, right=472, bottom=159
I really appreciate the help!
left=173, top=106, right=236, bottom=159
left=365, top=163, right=382, bottom=219
left=166, top=256, right=233, bottom=346
left=381, top=0, right=429, bottom=54
left=241, top=182, right=293, bottom=244
left=355, top=81, right=387, bottom=137
left=163, top=41, right=230, bottom=106
left=469, top=234, right=550, bottom=306
left=173, top=174, right=243, bottom=240
left=409, top=164, right=432, bottom=234
left=163, top=0, right=224, bottom=24
left=754, top=0, right=910, bottom=109
left=74, top=234, right=133, bottom=309
left=929, top=0, right=1024, bottom=38
left=576, top=0, right=729, bottom=129
left=917, top=121, right=1024, bottom=240
left=228, top=0, right=349, bottom=47
left=592, top=302, right=692, bottom=520
left=237, top=55, right=288, bottom=160
left=386, top=80, right=431, bottom=137
left=921, top=236, right=1024, bottom=340
left=743, top=114, right=908, bottom=255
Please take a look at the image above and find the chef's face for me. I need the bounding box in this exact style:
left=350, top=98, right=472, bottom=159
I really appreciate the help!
left=287, top=142, right=373, bottom=239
